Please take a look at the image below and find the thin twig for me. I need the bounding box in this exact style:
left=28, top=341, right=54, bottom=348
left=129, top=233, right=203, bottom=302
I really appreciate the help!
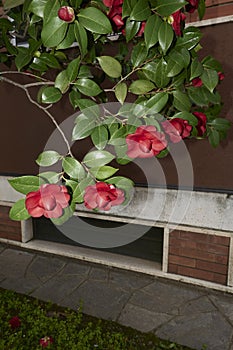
left=0, top=75, right=73, bottom=156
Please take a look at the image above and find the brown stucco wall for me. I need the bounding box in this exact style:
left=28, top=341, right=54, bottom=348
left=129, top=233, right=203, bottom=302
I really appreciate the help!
left=0, top=22, right=232, bottom=191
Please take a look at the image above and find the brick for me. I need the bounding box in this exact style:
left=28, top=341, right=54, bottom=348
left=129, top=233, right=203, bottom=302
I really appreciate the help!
left=168, top=263, right=178, bottom=273
left=0, top=224, right=21, bottom=234
left=169, top=254, right=196, bottom=268
left=215, top=255, right=228, bottom=265
left=209, top=235, right=230, bottom=246
left=196, top=260, right=228, bottom=275
left=189, top=3, right=233, bottom=21
left=170, top=230, right=180, bottom=238
left=196, top=242, right=229, bottom=256
left=0, top=219, right=21, bottom=228
left=169, top=245, right=180, bottom=255
left=0, top=233, right=21, bottom=241
left=177, top=266, right=215, bottom=282
left=206, top=0, right=233, bottom=6
left=180, top=231, right=209, bottom=242
left=179, top=247, right=216, bottom=262
left=213, top=273, right=227, bottom=285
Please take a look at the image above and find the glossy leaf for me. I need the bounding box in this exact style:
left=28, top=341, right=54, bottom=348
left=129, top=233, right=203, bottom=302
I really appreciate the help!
left=129, top=80, right=155, bottom=95
left=201, top=69, right=219, bottom=93
left=154, top=59, right=171, bottom=88
left=97, top=56, right=122, bottom=78
left=130, top=0, right=151, bottom=21
left=115, top=83, right=128, bottom=104
left=66, top=57, right=81, bottom=82
left=146, top=92, right=169, bottom=113
left=154, top=0, right=187, bottom=16
left=90, top=166, right=118, bottom=180
left=9, top=199, right=31, bottom=221
left=105, top=176, right=134, bottom=192
left=83, top=150, right=115, bottom=168
left=15, top=47, right=33, bottom=71
left=109, top=126, right=127, bottom=146
left=41, top=86, right=62, bottom=104
left=75, top=78, right=102, bottom=96
left=8, top=176, right=40, bottom=195
left=125, top=19, right=141, bottom=42
left=122, top=0, right=137, bottom=18
left=28, top=0, right=47, bottom=18
left=36, top=150, right=60, bottom=166
left=78, top=7, right=112, bottom=34
left=173, top=111, right=198, bottom=126
left=39, top=53, right=61, bottom=69
left=91, top=125, right=109, bottom=150
left=173, top=90, right=192, bottom=112
left=72, top=176, right=95, bottom=203
left=72, top=114, right=96, bottom=140
left=43, top=0, right=60, bottom=24
left=4, top=0, right=25, bottom=9
left=39, top=171, right=60, bottom=184
left=54, top=70, right=70, bottom=94
left=131, top=42, right=148, bottom=67
left=69, top=90, right=81, bottom=109
left=158, top=21, right=174, bottom=54
left=62, top=157, right=86, bottom=180
left=177, top=27, right=202, bottom=50
left=190, top=57, right=204, bottom=80
left=74, top=21, right=88, bottom=57
left=208, top=128, right=220, bottom=148
left=41, top=17, right=68, bottom=47
left=57, top=24, right=76, bottom=50
left=144, top=15, right=162, bottom=50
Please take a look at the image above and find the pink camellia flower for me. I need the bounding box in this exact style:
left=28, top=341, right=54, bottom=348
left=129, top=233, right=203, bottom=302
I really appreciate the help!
left=39, top=336, right=54, bottom=348
left=192, top=77, right=203, bottom=87
left=58, top=6, right=75, bottom=23
left=84, top=182, right=125, bottom=211
left=103, top=0, right=124, bottom=31
left=218, top=72, right=225, bottom=81
left=9, top=316, right=21, bottom=329
left=171, top=10, right=186, bottom=36
left=193, top=111, right=207, bottom=136
left=25, top=184, right=70, bottom=218
left=126, top=126, right=167, bottom=158
left=162, top=118, right=192, bottom=143
left=185, top=0, right=199, bottom=13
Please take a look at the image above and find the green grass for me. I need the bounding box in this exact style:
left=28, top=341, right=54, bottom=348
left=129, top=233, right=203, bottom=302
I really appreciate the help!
left=0, top=288, right=195, bottom=350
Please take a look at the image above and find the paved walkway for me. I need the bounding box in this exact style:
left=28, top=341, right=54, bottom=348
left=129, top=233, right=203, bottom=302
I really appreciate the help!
left=1, top=242, right=233, bottom=350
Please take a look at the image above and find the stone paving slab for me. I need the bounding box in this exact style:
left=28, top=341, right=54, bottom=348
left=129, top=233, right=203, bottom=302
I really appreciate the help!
left=1, top=243, right=233, bottom=350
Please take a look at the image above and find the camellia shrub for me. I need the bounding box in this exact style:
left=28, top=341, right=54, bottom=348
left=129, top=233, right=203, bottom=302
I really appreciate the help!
left=0, top=0, right=230, bottom=223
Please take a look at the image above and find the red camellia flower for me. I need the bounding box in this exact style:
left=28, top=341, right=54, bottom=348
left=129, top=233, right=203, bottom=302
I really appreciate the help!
left=39, top=336, right=54, bottom=348
left=193, top=111, right=207, bottom=136
left=162, top=118, right=192, bottom=143
left=137, top=21, right=146, bottom=37
left=192, top=77, right=203, bottom=87
left=103, top=0, right=124, bottom=31
left=84, top=182, right=125, bottom=211
left=218, top=72, right=225, bottom=81
left=185, top=0, right=199, bottom=13
left=126, top=126, right=167, bottom=159
left=25, top=184, right=70, bottom=218
left=171, top=10, right=186, bottom=36
left=9, top=316, right=21, bottom=329
left=58, top=6, right=75, bottom=23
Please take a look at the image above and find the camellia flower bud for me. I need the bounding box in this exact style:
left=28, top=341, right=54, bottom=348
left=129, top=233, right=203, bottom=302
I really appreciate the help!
left=58, top=6, right=75, bottom=23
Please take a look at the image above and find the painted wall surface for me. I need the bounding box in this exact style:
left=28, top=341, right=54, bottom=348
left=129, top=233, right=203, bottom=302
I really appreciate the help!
left=0, top=22, right=233, bottom=191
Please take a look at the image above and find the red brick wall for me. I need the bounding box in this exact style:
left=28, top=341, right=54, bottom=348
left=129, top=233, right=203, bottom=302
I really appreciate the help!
left=187, top=0, right=233, bottom=22
left=0, top=206, right=22, bottom=242
left=168, top=230, right=230, bottom=285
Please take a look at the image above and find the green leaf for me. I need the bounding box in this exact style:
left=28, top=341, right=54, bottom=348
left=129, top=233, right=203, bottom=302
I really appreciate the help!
left=9, top=199, right=31, bottom=221
left=187, top=86, right=209, bottom=106
left=109, top=126, right=127, bottom=146
left=4, top=0, right=25, bottom=9
left=54, top=70, right=70, bottom=94
left=39, top=171, right=60, bottom=184
left=208, top=118, right=231, bottom=132
left=115, top=83, right=128, bottom=104
left=154, top=59, right=171, bottom=87
left=166, top=48, right=190, bottom=77
left=158, top=21, right=174, bottom=54
left=198, top=0, right=206, bottom=20
left=78, top=7, right=112, bottom=34
left=201, top=69, right=219, bottom=93
left=72, top=176, right=95, bottom=203
left=97, top=56, right=122, bottom=78
left=43, top=0, right=60, bottom=24
left=208, top=128, right=220, bottom=148
left=90, top=166, right=118, bottom=180
left=144, top=14, right=162, bottom=50
left=91, top=125, right=109, bottom=150
left=131, top=42, right=148, bottom=67
left=122, top=0, right=137, bottom=18
left=146, top=92, right=169, bottom=113
left=125, top=19, right=141, bottom=42
left=202, top=55, right=222, bottom=71
left=62, top=157, right=86, bottom=180
left=39, top=53, right=61, bottom=69
left=83, top=150, right=115, bottom=168
left=154, top=0, right=187, bottom=16
left=15, top=47, right=33, bottom=71
left=105, top=176, right=134, bottom=192
left=72, top=114, right=96, bottom=140
left=75, top=78, right=102, bottom=96
left=41, top=87, right=62, bottom=104
left=142, top=61, right=158, bottom=83
left=66, top=57, right=81, bottom=82
left=36, top=150, right=60, bottom=166
left=28, top=0, right=47, bottom=17
left=190, top=57, right=204, bottom=80
left=129, top=80, right=155, bottom=95
left=41, top=17, right=68, bottom=47
left=177, top=27, right=202, bottom=50
left=50, top=203, right=75, bottom=225
left=173, top=90, right=192, bottom=112
left=74, top=20, right=88, bottom=57
left=57, top=23, right=76, bottom=50
left=130, top=0, right=151, bottom=21
left=69, top=90, right=81, bottom=109
left=8, top=176, right=40, bottom=195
